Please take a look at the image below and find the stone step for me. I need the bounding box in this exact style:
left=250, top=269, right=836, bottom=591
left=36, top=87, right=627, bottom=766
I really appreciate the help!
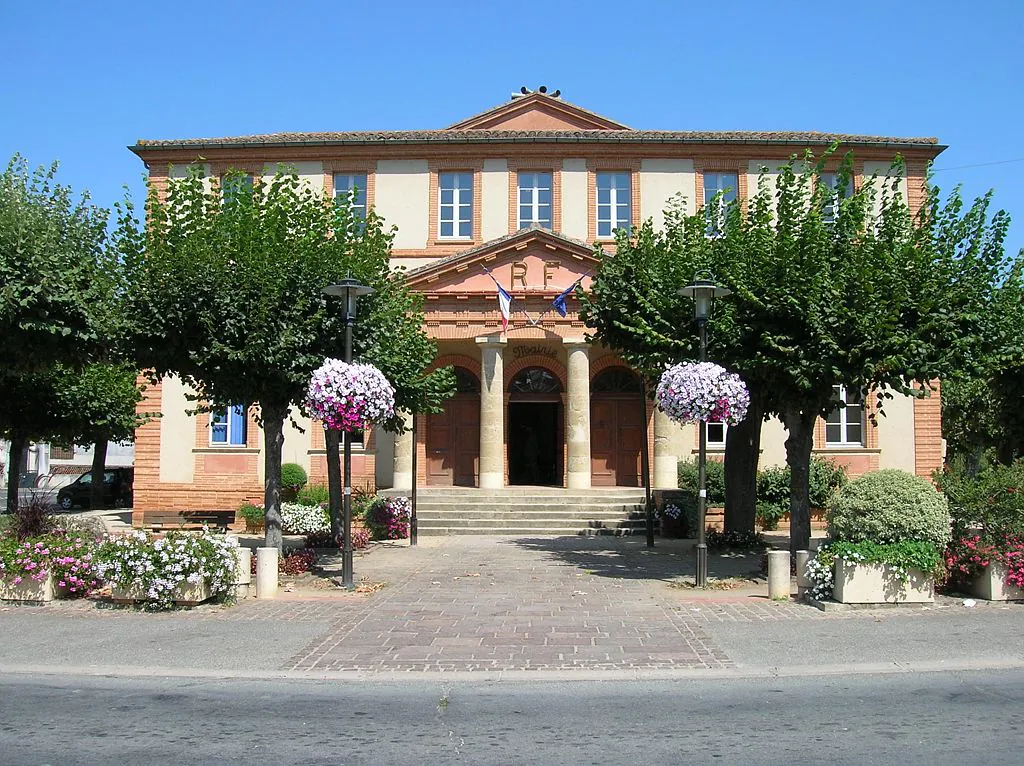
left=416, top=524, right=644, bottom=537
left=414, top=503, right=645, bottom=515
left=417, top=516, right=644, bottom=529
left=415, top=510, right=645, bottom=521
left=382, top=488, right=647, bottom=500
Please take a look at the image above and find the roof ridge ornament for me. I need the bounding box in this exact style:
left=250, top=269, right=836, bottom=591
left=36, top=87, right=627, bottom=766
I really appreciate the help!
left=511, top=85, right=561, bottom=100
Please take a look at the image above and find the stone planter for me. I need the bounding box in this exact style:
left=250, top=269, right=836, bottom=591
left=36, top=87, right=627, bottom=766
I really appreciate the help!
left=968, top=562, right=1024, bottom=601
left=110, top=580, right=214, bottom=606
left=833, top=558, right=934, bottom=604
left=0, top=573, right=61, bottom=603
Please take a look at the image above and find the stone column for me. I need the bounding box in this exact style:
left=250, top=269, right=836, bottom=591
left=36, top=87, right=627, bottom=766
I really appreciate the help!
left=653, top=407, right=680, bottom=489
left=477, top=337, right=507, bottom=489
left=392, top=410, right=414, bottom=491
left=564, top=340, right=591, bottom=489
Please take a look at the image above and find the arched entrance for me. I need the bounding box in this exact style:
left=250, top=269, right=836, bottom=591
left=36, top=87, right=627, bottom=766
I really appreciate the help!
left=507, top=367, right=563, bottom=486
left=426, top=367, right=480, bottom=486
left=590, top=367, right=643, bottom=487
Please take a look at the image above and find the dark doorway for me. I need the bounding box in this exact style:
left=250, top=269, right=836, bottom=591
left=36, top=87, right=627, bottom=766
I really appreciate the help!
left=508, top=402, right=561, bottom=486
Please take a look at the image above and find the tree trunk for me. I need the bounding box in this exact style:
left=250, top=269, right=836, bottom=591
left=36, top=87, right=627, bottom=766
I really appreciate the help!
left=5, top=434, right=26, bottom=515
left=783, top=406, right=816, bottom=554
left=90, top=439, right=108, bottom=510
left=325, top=428, right=342, bottom=547
left=723, top=393, right=763, bottom=534
left=261, top=404, right=285, bottom=552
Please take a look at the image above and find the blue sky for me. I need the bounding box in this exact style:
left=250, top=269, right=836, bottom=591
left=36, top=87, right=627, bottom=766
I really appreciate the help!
left=3, top=1, right=1021, bottom=258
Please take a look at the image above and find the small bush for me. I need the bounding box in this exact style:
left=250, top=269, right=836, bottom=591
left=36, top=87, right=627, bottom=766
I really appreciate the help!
left=296, top=483, right=329, bottom=507
left=705, top=529, right=766, bottom=550
left=365, top=497, right=411, bottom=540
left=304, top=528, right=371, bottom=550
left=237, top=502, right=265, bottom=526
left=755, top=502, right=787, bottom=531
left=937, top=454, right=1024, bottom=540
left=757, top=458, right=847, bottom=510
left=677, top=459, right=725, bottom=503
left=280, top=502, right=330, bottom=536
left=828, top=469, right=951, bottom=549
left=12, top=496, right=56, bottom=540
left=280, top=463, right=308, bottom=501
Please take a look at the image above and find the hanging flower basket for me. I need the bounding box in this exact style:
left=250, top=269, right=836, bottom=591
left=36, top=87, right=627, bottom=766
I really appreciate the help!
left=305, top=359, right=396, bottom=432
left=655, top=362, right=750, bottom=425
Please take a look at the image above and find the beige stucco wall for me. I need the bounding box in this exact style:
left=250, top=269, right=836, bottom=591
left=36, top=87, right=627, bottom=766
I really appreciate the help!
left=481, top=158, right=509, bottom=241
left=758, top=416, right=789, bottom=470
left=876, top=390, right=917, bottom=472
left=282, top=409, right=313, bottom=471
left=561, top=158, right=588, bottom=240
left=168, top=162, right=213, bottom=193
left=862, top=159, right=909, bottom=218
left=262, top=161, right=324, bottom=193
left=746, top=159, right=805, bottom=213
left=376, top=159, right=430, bottom=249
left=159, top=376, right=196, bottom=483
left=639, top=159, right=695, bottom=230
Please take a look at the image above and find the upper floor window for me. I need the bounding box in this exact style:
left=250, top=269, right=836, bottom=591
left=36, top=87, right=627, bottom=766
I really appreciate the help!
left=221, top=173, right=254, bottom=206
left=211, top=404, right=248, bottom=446
left=703, top=172, right=738, bottom=235
left=439, top=172, right=473, bottom=239
left=826, top=385, right=864, bottom=446
left=596, top=172, right=631, bottom=238
left=518, top=171, right=552, bottom=230
left=333, top=173, right=367, bottom=220
left=819, top=172, right=854, bottom=223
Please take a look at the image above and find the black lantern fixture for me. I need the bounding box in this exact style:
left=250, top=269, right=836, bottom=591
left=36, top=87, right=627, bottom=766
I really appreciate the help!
left=323, top=277, right=374, bottom=590
left=678, top=276, right=731, bottom=588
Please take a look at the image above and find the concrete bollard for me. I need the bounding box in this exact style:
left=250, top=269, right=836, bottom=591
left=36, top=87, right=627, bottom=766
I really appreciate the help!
left=767, top=550, right=791, bottom=600
left=795, top=550, right=811, bottom=597
left=255, top=547, right=278, bottom=599
left=234, top=547, right=252, bottom=599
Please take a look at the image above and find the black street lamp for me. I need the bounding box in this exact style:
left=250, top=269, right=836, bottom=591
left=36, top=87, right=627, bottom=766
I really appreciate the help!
left=323, top=277, right=374, bottom=590
left=678, top=277, right=731, bottom=588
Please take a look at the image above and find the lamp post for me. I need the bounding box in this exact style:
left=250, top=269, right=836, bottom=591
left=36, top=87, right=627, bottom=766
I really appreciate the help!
left=678, top=277, right=731, bottom=588
left=323, top=277, right=374, bottom=590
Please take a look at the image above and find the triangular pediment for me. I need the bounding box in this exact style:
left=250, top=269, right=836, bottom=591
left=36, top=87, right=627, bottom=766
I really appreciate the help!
left=448, top=93, right=630, bottom=131
left=405, top=229, right=600, bottom=296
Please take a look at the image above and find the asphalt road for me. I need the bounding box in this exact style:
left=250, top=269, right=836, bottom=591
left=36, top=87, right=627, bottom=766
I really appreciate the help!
left=1, top=670, right=1021, bottom=765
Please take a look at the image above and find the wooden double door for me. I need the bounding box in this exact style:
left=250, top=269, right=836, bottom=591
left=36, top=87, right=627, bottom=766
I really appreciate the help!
left=426, top=394, right=479, bottom=486
left=590, top=394, right=644, bottom=487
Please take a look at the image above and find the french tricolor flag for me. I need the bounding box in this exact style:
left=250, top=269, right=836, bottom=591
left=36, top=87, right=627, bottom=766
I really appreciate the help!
left=483, top=267, right=513, bottom=333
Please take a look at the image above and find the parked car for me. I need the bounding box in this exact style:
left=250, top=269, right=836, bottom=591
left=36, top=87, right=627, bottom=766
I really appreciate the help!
left=56, top=467, right=134, bottom=510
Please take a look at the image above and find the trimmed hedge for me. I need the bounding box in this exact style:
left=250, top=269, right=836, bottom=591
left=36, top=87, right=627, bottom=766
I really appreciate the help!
left=827, top=469, right=951, bottom=549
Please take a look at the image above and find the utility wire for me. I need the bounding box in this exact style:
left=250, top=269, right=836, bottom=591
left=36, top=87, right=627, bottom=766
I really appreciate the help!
left=931, top=157, right=1024, bottom=173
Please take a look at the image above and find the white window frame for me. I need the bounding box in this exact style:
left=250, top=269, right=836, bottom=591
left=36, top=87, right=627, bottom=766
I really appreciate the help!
left=703, top=171, right=738, bottom=235
left=439, top=172, right=473, bottom=239
left=210, top=404, right=248, bottom=447
left=518, top=171, right=553, bottom=229
left=333, top=173, right=367, bottom=220
left=596, top=171, right=632, bottom=238
left=826, top=385, right=864, bottom=446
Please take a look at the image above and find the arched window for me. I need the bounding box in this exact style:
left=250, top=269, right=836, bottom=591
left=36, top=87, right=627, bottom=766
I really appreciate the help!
left=591, top=368, right=641, bottom=393
left=454, top=366, right=480, bottom=394
left=509, top=367, right=562, bottom=393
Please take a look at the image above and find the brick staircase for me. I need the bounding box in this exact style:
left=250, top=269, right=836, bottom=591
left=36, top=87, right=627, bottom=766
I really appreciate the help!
left=383, top=486, right=650, bottom=536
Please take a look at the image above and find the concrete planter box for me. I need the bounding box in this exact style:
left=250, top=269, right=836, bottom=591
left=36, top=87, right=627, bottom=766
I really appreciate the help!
left=968, top=562, right=1024, bottom=601
left=110, top=580, right=213, bottom=606
left=0, top=573, right=62, bottom=603
left=833, top=558, right=934, bottom=604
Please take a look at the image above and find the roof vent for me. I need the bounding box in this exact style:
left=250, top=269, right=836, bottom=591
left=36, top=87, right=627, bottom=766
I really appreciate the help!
left=511, top=85, right=561, bottom=100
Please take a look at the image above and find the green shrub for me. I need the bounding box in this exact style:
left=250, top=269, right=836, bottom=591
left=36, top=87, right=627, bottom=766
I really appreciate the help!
left=295, top=483, right=329, bottom=507
left=936, top=454, right=1024, bottom=540
left=827, top=469, right=951, bottom=549
left=757, top=458, right=847, bottom=510
left=237, top=502, right=265, bottom=525
left=677, top=459, right=725, bottom=504
left=755, top=502, right=787, bottom=531
left=280, top=463, right=308, bottom=501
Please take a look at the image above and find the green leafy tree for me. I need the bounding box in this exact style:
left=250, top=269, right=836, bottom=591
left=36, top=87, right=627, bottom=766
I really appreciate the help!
left=115, top=168, right=454, bottom=550
left=0, top=156, right=109, bottom=513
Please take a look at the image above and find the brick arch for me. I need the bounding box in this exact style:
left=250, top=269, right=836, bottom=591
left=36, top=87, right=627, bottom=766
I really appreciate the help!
left=589, top=354, right=635, bottom=382
left=428, top=354, right=481, bottom=381
left=504, top=355, right=567, bottom=391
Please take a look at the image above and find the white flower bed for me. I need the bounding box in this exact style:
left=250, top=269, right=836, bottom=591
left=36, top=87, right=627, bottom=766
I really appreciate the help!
left=280, top=502, right=330, bottom=536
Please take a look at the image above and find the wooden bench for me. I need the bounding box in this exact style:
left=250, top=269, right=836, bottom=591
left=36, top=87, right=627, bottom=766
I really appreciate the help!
left=146, top=509, right=236, bottom=532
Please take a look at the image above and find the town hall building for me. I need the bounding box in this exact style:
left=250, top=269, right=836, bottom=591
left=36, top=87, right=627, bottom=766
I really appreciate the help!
left=128, top=89, right=945, bottom=526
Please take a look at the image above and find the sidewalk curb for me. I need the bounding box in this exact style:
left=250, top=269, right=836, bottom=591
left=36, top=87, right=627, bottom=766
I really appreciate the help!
left=3, top=658, right=1023, bottom=685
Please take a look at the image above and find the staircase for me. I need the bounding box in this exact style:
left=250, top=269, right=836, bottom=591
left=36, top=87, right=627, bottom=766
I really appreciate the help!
left=384, top=487, right=649, bottom=536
